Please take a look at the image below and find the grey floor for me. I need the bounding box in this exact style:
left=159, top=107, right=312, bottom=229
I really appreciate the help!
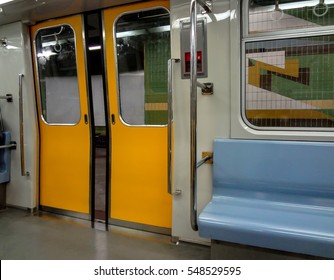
left=0, top=208, right=210, bottom=260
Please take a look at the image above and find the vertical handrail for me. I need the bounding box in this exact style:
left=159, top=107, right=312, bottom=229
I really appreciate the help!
left=190, top=0, right=198, bottom=231
left=19, top=73, right=29, bottom=176
left=189, top=0, right=212, bottom=231
left=0, top=105, right=4, bottom=132
left=167, top=58, right=180, bottom=194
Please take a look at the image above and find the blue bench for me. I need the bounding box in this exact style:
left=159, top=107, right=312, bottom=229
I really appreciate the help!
left=0, top=131, right=12, bottom=184
left=198, top=139, right=334, bottom=259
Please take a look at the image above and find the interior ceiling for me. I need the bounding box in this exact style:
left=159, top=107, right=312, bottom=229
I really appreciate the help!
left=0, top=0, right=142, bottom=26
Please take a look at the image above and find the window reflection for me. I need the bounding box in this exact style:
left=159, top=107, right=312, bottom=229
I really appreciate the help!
left=249, top=0, right=334, bottom=34
left=35, top=25, right=81, bottom=124
left=244, top=1, right=334, bottom=128
left=115, top=8, right=170, bottom=125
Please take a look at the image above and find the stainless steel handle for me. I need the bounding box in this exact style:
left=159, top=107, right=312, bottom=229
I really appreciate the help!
left=197, top=0, right=212, bottom=13
left=196, top=154, right=212, bottom=168
left=0, top=94, right=13, bottom=102
left=190, top=0, right=198, bottom=231
left=167, top=58, right=180, bottom=195
left=190, top=0, right=212, bottom=231
left=0, top=143, right=16, bottom=150
left=19, top=73, right=29, bottom=176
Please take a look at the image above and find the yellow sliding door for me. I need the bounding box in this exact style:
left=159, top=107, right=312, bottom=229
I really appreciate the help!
left=32, top=15, right=91, bottom=216
left=104, top=1, right=172, bottom=230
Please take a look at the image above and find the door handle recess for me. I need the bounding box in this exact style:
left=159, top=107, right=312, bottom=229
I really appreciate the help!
left=111, top=114, right=116, bottom=125
left=84, top=114, right=89, bottom=124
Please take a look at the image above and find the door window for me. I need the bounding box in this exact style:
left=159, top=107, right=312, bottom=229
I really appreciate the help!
left=115, top=8, right=170, bottom=125
left=35, top=25, right=81, bottom=124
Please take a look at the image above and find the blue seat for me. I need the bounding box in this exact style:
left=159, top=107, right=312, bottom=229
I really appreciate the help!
left=198, top=139, right=334, bottom=258
left=0, top=131, right=12, bottom=183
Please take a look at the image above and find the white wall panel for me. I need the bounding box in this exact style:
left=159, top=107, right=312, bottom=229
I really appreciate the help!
left=170, top=0, right=231, bottom=243
left=0, top=22, right=38, bottom=210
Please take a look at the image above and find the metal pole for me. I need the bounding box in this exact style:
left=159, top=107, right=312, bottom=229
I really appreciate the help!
left=19, top=74, right=29, bottom=176
left=167, top=58, right=180, bottom=194
left=190, top=0, right=198, bottom=231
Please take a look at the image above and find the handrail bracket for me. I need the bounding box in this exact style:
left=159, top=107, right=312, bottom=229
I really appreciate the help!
left=197, top=81, right=213, bottom=95
left=0, top=94, right=13, bottom=102
left=197, top=152, right=213, bottom=168
left=198, top=0, right=213, bottom=14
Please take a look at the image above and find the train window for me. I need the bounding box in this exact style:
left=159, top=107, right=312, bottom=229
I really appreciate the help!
left=35, top=25, right=81, bottom=124
left=115, top=8, right=170, bottom=125
left=248, top=0, right=334, bottom=34
left=243, top=0, right=334, bottom=128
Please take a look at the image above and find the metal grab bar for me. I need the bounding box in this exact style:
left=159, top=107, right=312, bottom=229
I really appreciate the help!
left=19, top=74, right=29, bottom=176
left=196, top=81, right=207, bottom=89
left=190, top=0, right=212, bottom=231
left=197, top=0, right=212, bottom=13
left=0, top=143, right=16, bottom=150
left=190, top=0, right=198, bottom=231
left=0, top=94, right=13, bottom=102
left=196, top=154, right=212, bottom=168
left=167, top=58, right=180, bottom=194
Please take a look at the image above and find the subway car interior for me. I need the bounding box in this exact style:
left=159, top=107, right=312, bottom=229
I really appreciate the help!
left=0, top=0, right=334, bottom=260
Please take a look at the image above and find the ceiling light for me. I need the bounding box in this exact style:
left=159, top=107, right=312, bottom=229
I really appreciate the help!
left=89, top=45, right=101, bottom=51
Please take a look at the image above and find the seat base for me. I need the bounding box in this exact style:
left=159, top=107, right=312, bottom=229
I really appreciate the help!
left=211, top=240, right=325, bottom=260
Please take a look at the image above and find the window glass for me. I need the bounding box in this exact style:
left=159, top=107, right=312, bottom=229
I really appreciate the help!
left=244, top=0, right=334, bottom=128
left=249, top=0, right=334, bottom=34
left=35, top=25, right=81, bottom=124
left=115, top=8, right=170, bottom=125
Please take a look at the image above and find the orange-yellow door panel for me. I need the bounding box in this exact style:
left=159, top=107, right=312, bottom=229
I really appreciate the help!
left=104, top=1, right=172, bottom=229
left=32, top=15, right=90, bottom=214
left=110, top=127, right=171, bottom=227
left=39, top=127, right=90, bottom=213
